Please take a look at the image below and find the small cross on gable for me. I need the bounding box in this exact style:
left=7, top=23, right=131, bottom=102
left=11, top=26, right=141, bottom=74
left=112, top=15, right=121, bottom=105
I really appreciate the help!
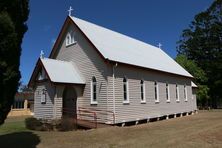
left=157, top=43, right=162, bottom=49
left=40, top=50, right=44, bottom=59
left=68, top=6, right=73, bottom=16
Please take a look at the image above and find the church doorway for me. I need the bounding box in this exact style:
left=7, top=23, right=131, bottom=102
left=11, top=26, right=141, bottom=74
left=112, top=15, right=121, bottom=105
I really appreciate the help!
left=62, top=86, right=77, bottom=118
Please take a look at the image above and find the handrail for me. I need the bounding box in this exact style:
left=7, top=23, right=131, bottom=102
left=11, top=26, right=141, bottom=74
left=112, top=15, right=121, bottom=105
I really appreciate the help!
left=62, top=108, right=97, bottom=128
left=78, top=107, right=115, bottom=124
left=62, top=107, right=115, bottom=128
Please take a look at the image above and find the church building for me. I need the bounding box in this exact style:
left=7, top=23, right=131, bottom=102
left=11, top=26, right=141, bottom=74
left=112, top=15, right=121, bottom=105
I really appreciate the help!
left=29, top=12, right=197, bottom=125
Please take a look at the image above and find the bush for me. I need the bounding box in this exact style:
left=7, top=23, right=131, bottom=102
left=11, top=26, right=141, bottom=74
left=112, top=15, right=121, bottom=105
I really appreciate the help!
left=25, top=117, right=42, bottom=130
left=25, top=117, right=77, bottom=131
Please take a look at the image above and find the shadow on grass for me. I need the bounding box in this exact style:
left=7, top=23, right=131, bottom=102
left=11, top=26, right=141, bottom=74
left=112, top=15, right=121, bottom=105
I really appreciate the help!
left=0, top=132, right=40, bottom=148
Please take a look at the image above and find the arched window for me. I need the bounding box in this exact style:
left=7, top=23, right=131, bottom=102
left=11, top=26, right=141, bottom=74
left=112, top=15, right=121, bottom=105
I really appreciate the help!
left=140, top=80, right=146, bottom=103
left=38, top=68, right=47, bottom=80
left=154, top=81, right=159, bottom=102
left=166, top=83, right=170, bottom=102
left=41, top=89, right=47, bottom=104
left=123, top=77, right=129, bottom=103
left=71, top=31, right=75, bottom=44
left=91, top=77, right=97, bottom=104
left=66, top=31, right=76, bottom=46
left=176, top=84, right=180, bottom=102
left=66, top=33, right=71, bottom=46
left=184, top=85, right=187, bottom=101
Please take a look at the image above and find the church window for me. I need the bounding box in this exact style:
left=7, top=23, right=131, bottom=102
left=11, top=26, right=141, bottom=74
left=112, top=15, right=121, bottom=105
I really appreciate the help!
left=176, top=84, right=180, bottom=102
left=41, top=89, right=47, bottom=104
left=66, top=31, right=76, bottom=46
left=123, top=77, right=129, bottom=104
left=91, top=77, right=97, bottom=104
left=140, top=80, right=146, bottom=103
left=166, top=83, right=170, bottom=102
left=154, top=81, right=159, bottom=102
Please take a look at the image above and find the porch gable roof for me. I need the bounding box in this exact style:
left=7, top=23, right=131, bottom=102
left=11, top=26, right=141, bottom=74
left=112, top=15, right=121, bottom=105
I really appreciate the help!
left=28, top=58, right=85, bottom=87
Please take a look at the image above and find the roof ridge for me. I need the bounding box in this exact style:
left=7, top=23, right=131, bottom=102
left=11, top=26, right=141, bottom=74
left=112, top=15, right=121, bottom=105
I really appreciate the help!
left=72, top=16, right=159, bottom=50
left=70, top=16, right=193, bottom=78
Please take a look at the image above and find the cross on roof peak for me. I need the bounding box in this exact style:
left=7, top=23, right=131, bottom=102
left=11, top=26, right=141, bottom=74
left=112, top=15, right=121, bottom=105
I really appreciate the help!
left=157, top=43, right=162, bottom=49
left=40, top=50, right=44, bottom=59
left=68, top=6, right=73, bottom=16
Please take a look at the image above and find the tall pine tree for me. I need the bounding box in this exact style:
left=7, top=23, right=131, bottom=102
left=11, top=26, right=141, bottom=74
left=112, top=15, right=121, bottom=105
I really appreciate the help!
left=177, top=0, right=222, bottom=108
left=0, top=0, right=29, bottom=125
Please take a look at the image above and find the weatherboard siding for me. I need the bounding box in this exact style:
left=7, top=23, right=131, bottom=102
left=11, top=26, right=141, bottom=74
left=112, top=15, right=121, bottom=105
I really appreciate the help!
left=54, top=24, right=110, bottom=121
left=192, top=89, right=197, bottom=110
left=49, top=21, right=196, bottom=123
left=109, top=65, right=195, bottom=123
left=34, top=81, right=55, bottom=119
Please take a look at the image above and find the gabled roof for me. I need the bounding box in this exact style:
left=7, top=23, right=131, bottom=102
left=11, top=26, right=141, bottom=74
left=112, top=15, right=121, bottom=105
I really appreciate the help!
left=28, top=58, right=85, bottom=87
left=69, top=16, right=193, bottom=78
left=41, top=58, right=85, bottom=84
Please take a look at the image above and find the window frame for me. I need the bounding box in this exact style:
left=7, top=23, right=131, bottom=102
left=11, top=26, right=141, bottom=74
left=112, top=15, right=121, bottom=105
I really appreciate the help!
left=38, top=68, right=47, bottom=81
left=166, top=83, right=170, bottom=102
left=41, top=89, right=47, bottom=104
left=154, top=81, right=159, bottom=103
left=90, top=77, right=98, bottom=105
left=123, top=77, right=129, bottom=104
left=140, top=80, right=146, bottom=103
left=176, top=84, right=180, bottom=102
left=184, top=85, right=188, bottom=102
left=66, top=31, right=76, bottom=46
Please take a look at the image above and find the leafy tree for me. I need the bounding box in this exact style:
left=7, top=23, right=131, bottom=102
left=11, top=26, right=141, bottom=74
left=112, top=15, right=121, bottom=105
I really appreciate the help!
left=177, top=0, right=222, bottom=108
left=175, top=54, right=209, bottom=107
left=18, top=84, right=33, bottom=93
left=0, top=0, right=29, bottom=125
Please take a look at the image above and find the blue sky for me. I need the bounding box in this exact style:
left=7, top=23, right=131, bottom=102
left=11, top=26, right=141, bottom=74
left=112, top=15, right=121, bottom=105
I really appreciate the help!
left=21, top=0, right=213, bottom=85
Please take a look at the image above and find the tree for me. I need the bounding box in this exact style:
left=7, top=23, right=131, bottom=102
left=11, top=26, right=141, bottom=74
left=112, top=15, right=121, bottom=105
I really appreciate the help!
left=175, top=54, right=209, bottom=107
left=18, top=84, right=33, bottom=93
left=0, top=0, right=29, bottom=125
left=177, top=0, right=222, bottom=108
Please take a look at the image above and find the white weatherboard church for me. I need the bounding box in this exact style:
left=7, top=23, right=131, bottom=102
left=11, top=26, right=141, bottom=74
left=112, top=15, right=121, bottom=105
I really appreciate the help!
left=29, top=9, right=197, bottom=125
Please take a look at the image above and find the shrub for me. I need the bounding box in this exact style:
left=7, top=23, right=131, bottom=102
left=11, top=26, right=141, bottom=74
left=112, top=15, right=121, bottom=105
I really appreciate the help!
left=25, top=117, right=42, bottom=130
left=25, top=117, right=77, bottom=131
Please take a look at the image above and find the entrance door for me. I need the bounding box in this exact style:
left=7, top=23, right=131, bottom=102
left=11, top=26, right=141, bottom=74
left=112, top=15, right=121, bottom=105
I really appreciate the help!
left=62, top=86, right=77, bottom=118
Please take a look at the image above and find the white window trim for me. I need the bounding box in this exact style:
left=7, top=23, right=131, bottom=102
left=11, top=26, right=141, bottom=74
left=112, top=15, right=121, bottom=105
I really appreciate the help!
left=90, top=80, right=98, bottom=105
left=41, top=89, right=46, bottom=104
left=66, top=33, right=71, bottom=46
left=38, top=68, right=47, bottom=81
left=166, top=83, right=170, bottom=103
left=141, top=81, right=146, bottom=103
left=66, top=32, right=77, bottom=47
left=184, top=85, right=188, bottom=102
left=123, top=79, right=129, bottom=104
left=155, top=82, right=159, bottom=103
left=176, top=85, right=180, bottom=102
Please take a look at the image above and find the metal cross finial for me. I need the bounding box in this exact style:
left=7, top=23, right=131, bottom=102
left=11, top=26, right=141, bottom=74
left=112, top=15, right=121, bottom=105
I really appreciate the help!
left=158, top=43, right=162, bottom=49
left=40, top=50, right=44, bottom=59
left=68, top=6, right=73, bottom=16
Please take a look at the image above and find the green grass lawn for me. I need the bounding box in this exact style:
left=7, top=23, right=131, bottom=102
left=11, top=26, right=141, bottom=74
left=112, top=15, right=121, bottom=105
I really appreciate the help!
left=1, top=110, right=222, bottom=148
left=0, top=116, right=28, bottom=135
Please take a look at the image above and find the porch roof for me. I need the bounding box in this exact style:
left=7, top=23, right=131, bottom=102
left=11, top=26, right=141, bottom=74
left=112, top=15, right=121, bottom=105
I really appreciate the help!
left=40, top=58, right=85, bottom=84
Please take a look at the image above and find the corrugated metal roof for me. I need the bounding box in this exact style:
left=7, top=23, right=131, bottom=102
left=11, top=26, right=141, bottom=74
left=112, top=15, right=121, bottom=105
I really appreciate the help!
left=71, top=17, right=193, bottom=78
left=41, top=58, right=85, bottom=84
